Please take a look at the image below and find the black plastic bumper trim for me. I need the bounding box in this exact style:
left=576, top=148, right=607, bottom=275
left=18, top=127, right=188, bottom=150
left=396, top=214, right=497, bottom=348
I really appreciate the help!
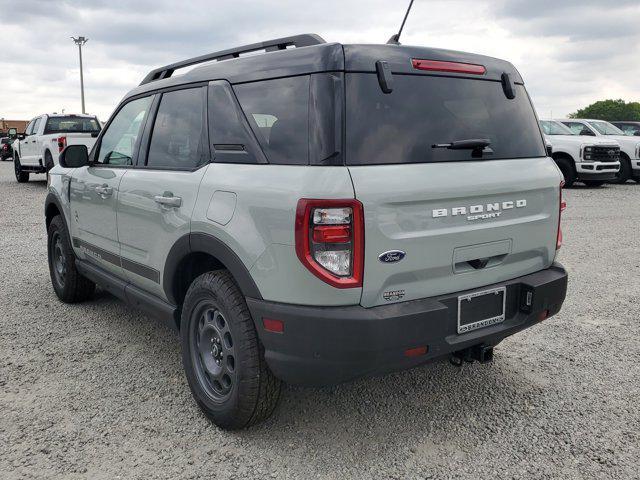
left=247, top=263, right=568, bottom=386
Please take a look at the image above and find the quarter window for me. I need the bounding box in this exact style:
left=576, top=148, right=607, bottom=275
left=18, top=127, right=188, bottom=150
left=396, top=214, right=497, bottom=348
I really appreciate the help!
left=97, top=96, right=153, bottom=166
left=146, top=87, right=207, bottom=169
left=234, top=76, right=310, bottom=165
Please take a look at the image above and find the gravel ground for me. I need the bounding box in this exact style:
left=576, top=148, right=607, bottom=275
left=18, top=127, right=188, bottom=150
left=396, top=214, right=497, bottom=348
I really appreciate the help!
left=1, top=161, right=639, bottom=480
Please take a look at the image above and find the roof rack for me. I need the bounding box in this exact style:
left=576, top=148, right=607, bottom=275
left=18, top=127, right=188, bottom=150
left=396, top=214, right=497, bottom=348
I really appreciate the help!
left=140, top=33, right=326, bottom=85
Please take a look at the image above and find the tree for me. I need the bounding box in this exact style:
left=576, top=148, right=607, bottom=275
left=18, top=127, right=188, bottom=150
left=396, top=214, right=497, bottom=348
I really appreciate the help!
left=569, top=99, right=640, bottom=121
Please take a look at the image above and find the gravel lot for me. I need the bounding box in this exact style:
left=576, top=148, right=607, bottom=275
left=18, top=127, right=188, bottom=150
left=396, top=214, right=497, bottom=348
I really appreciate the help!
left=1, top=161, right=639, bottom=480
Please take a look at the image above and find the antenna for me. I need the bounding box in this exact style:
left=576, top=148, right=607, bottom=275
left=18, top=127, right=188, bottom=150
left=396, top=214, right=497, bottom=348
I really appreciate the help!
left=387, top=0, right=415, bottom=45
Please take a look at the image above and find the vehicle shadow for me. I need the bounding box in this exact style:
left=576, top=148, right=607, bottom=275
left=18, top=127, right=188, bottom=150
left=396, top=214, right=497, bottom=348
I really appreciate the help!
left=242, top=358, right=537, bottom=456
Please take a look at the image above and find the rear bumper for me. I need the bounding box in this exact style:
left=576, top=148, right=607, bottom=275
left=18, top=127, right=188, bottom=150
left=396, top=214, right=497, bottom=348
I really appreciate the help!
left=247, top=263, right=568, bottom=386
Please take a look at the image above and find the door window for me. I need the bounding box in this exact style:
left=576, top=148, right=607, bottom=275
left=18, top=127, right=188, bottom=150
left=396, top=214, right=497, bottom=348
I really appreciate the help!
left=32, top=117, right=42, bottom=135
left=562, top=122, right=595, bottom=136
left=96, top=96, right=153, bottom=166
left=146, top=87, right=207, bottom=169
left=25, top=120, right=35, bottom=135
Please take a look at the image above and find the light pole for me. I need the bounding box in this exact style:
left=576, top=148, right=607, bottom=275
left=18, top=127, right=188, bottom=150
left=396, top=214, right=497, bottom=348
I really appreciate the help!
left=71, top=36, right=88, bottom=114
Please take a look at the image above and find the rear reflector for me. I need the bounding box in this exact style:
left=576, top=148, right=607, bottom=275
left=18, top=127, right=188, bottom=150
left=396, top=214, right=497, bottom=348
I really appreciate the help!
left=557, top=181, right=566, bottom=250
left=404, top=346, right=428, bottom=357
left=263, top=318, right=284, bottom=333
left=312, top=225, right=351, bottom=243
left=412, top=59, right=486, bottom=75
left=539, top=310, right=550, bottom=321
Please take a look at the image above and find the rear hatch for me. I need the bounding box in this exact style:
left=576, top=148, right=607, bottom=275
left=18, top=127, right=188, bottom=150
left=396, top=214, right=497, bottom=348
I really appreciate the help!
left=344, top=46, right=562, bottom=307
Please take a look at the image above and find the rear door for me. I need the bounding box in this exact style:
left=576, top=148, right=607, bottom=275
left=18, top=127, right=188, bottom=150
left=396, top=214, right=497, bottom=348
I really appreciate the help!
left=345, top=72, right=561, bottom=307
left=117, top=86, right=209, bottom=299
left=69, top=95, right=154, bottom=278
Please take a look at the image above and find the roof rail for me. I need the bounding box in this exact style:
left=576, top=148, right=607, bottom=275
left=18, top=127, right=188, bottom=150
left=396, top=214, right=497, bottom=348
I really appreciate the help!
left=139, top=33, right=326, bottom=85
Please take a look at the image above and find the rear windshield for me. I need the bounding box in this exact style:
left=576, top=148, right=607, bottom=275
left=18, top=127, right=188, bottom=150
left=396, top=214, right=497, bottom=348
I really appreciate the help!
left=346, top=74, right=545, bottom=165
left=44, top=116, right=101, bottom=134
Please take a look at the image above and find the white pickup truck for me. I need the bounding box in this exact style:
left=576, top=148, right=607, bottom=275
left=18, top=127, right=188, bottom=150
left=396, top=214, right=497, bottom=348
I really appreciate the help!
left=13, top=113, right=101, bottom=183
left=558, top=118, right=640, bottom=184
left=540, top=120, right=620, bottom=187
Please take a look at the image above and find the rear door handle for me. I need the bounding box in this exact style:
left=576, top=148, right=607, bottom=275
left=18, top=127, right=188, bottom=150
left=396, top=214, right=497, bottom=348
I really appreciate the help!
left=154, top=193, right=182, bottom=208
left=95, top=185, right=113, bottom=197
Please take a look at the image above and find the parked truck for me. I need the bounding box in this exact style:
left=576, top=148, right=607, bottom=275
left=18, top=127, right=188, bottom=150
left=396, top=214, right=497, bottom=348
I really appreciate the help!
left=13, top=113, right=101, bottom=182
left=558, top=119, right=640, bottom=184
left=539, top=120, right=620, bottom=187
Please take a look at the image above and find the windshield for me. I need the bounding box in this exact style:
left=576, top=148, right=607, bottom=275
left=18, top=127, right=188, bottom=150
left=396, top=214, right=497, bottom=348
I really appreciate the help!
left=346, top=74, right=545, bottom=165
left=540, top=120, right=574, bottom=135
left=44, top=116, right=101, bottom=134
left=588, top=121, right=624, bottom=136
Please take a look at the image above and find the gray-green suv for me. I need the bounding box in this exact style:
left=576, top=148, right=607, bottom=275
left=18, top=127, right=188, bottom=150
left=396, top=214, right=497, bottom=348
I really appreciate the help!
left=45, top=34, right=569, bottom=429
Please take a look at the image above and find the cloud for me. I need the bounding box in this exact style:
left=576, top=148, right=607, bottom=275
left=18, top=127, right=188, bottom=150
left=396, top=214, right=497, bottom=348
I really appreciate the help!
left=0, top=0, right=637, bottom=121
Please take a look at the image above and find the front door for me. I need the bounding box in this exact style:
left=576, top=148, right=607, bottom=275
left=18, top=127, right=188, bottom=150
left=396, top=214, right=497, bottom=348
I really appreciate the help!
left=117, top=86, right=209, bottom=299
left=21, top=117, right=39, bottom=165
left=69, top=95, right=155, bottom=278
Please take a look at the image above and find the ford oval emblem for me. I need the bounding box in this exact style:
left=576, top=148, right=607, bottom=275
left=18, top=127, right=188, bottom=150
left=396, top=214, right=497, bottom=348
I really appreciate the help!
left=378, top=250, right=406, bottom=263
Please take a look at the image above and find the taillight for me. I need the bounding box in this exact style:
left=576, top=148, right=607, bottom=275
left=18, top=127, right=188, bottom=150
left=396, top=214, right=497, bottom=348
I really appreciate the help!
left=411, top=59, right=486, bottom=75
left=557, top=181, right=566, bottom=250
left=57, top=136, right=67, bottom=153
left=295, top=199, right=364, bottom=288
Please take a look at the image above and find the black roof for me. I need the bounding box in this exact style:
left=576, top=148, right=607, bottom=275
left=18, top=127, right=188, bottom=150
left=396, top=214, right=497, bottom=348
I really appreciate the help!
left=125, top=34, right=523, bottom=101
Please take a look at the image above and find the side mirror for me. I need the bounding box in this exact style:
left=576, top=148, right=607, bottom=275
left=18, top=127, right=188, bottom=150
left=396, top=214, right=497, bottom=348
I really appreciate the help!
left=17, top=133, right=25, bottom=140
left=580, top=129, right=595, bottom=136
left=546, top=144, right=553, bottom=157
left=91, top=131, right=100, bottom=138
left=59, top=144, right=89, bottom=168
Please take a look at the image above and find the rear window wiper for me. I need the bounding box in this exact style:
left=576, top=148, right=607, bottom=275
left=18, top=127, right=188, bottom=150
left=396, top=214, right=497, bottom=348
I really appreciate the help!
left=432, top=139, right=491, bottom=150
left=432, top=138, right=493, bottom=158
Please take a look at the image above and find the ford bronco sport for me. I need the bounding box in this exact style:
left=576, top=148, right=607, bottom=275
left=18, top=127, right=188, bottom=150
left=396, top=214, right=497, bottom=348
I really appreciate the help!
left=45, top=34, right=569, bottom=429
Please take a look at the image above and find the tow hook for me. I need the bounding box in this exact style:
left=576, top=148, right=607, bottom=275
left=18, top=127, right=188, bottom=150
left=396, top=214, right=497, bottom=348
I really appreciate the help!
left=450, top=345, right=494, bottom=367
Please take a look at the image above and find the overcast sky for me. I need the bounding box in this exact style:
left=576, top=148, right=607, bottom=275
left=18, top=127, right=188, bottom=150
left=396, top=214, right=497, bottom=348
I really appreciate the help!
left=0, top=0, right=638, bottom=122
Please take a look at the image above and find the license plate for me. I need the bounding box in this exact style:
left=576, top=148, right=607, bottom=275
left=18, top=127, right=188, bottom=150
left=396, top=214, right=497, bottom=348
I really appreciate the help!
left=457, top=286, right=506, bottom=334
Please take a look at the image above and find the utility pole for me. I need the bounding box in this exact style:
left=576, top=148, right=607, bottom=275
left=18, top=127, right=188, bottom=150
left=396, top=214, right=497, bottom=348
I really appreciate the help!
left=71, top=36, right=88, bottom=114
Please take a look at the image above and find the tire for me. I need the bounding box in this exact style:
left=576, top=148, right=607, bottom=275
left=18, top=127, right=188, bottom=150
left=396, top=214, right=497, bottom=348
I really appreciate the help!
left=555, top=157, right=575, bottom=187
left=14, top=154, right=29, bottom=183
left=47, top=215, right=96, bottom=303
left=611, top=155, right=631, bottom=184
left=181, top=270, right=281, bottom=430
left=44, top=150, right=54, bottom=172
left=583, top=180, right=605, bottom=187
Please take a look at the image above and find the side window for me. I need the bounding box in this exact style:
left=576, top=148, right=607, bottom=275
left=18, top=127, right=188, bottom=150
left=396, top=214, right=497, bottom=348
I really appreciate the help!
left=96, top=96, right=153, bottom=166
left=208, top=81, right=266, bottom=164
left=234, top=76, right=310, bottom=165
left=563, top=122, right=594, bottom=136
left=32, top=117, right=42, bottom=134
left=146, top=87, right=207, bottom=169
left=25, top=120, right=35, bottom=136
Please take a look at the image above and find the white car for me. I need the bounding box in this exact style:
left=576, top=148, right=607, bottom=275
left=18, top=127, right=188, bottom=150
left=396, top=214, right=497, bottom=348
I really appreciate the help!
left=557, top=118, right=640, bottom=184
left=13, top=113, right=101, bottom=183
left=539, top=120, right=620, bottom=187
